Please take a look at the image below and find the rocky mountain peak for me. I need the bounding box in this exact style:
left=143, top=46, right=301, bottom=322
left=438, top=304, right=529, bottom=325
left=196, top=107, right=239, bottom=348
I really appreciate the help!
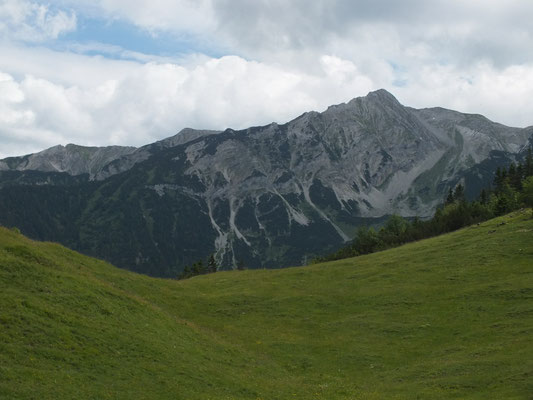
left=0, top=90, right=531, bottom=275
left=0, top=143, right=137, bottom=177
left=366, top=88, right=399, bottom=101
left=159, top=128, right=221, bottom=148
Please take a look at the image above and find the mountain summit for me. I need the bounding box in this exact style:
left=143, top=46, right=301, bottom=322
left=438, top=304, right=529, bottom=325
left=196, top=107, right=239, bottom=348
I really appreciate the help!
left=0, top=90, right=531, bottom=275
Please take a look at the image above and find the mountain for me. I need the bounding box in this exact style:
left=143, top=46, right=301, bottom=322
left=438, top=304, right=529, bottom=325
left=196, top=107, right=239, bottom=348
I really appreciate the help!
left=0, top=90, right=531, bottom=276
left=0, top=143, right=137, bottom=179
left=0, top=128, right=219, bottom=180
left=1, top=211, right=532, bottom=399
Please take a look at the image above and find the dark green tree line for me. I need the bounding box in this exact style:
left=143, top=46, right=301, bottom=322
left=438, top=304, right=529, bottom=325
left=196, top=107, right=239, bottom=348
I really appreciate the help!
left=315, top=149, right=533, bottom=264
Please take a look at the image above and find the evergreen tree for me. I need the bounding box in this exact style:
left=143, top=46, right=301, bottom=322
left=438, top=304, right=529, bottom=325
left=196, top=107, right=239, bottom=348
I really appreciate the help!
left=479, top=188, right=488, bottom=205
left=453, top=184, right=465, bottom=203
left=354, top=226, right=382, bottom=254
left=494, top=183, right=519, bottom=216
left=521, top=176, right=533, bottom=209
left=207, top=254, right=218, bottom=273
left=406, top=216, right=424, bottom=241
left=191, top=260, right=206, bottom=275
left=445, top=188, right=454, bottom=205
left=495, top=195, right=510, bottom=216
left=237, top=259, right=246, bottom=271
left=191, top=262, right=199, bottom=276
left=508, top=162, right=517, bottom=181
left=179, top=265, right=191, bottom=280
left=199, top=260, right=206, bottom=274
left=516, top=162, right=524, bottom=184
left=525, top=147, right=533, bottom=177
left=508, top=163, right=522, bottom=191
left=379, top=215, right=408, bottom=246
left=494, top=167, right=506, bottom=193
left=441, top=202, right=468, bottom=231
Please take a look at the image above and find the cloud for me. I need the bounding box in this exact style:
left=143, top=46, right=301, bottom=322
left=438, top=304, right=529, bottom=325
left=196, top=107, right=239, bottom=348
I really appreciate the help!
left=61, top=0, right=533, bottom=68
left=2, top=41, right=533, bottom=159
left=395, top=62, right=533, bottom=128
left=0, top=50, right=376, bottom=158
left=0, top=0, right=76, bottom=42
left=0, top=0, right=533, bottom=158
left=61, top=0, right=215, bottom=35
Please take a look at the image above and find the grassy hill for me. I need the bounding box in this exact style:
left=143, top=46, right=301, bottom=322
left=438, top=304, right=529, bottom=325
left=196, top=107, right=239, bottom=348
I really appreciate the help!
left=1, top=210, right=532, bottom=399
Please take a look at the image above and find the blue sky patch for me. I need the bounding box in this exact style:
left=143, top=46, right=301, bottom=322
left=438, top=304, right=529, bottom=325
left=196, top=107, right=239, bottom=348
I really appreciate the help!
left=58, top=14, right=221, bottom=60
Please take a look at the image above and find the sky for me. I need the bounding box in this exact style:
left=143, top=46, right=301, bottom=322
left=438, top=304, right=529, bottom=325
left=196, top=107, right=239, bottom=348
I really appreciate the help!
left=0, top=0, right=532, bottom=158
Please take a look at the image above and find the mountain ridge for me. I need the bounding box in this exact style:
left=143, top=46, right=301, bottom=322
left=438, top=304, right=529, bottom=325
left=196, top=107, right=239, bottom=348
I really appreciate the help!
left=1, top=89, right=529, bottom=184
left=0, top=89, right=531, bottom=275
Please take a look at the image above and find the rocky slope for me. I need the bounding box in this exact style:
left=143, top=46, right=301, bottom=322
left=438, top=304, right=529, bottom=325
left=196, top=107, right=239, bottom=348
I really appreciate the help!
left=0, top=128, right=219, bottom=180
left=0, top=90, right=530, bottom=275
left=0, top=144, right=136, bottom=178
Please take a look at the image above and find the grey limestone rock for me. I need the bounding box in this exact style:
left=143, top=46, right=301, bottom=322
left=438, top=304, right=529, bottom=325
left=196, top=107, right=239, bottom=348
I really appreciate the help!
left=1, top=90, right=531, bottom=272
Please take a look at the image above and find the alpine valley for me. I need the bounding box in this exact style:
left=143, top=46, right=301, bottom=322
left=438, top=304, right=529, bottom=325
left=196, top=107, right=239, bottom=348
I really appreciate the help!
left=1, top=89, right=532, bottom=276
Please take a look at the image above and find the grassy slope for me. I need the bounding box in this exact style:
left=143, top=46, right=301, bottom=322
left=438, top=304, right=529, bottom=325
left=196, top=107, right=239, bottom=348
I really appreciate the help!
left=1, top=210, right=532, bottom=399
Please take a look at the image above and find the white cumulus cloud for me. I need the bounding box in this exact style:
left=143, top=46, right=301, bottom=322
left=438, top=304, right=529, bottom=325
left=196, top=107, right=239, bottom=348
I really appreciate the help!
left=0, top=1, right=533, bottom=158
left=0, top=0, right=76, bottom=42
left=0, top=51, right=377, bottom=158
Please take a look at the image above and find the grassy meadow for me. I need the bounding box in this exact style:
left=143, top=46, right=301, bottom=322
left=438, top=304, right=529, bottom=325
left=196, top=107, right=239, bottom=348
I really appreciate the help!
left=1, top=210, right=532, bottom=399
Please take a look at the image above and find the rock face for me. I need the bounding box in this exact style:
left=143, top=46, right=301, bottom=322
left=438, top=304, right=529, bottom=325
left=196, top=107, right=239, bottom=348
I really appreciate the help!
left=0, top=90, right=530, bottom=276
left=0, top=144, right=137, bottom=179
left=0, top=128, right=219, bottom=180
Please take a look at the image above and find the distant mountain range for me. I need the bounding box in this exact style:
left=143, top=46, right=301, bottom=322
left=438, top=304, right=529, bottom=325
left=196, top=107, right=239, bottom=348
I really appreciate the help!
left=1, top=89, right=531, bottom=276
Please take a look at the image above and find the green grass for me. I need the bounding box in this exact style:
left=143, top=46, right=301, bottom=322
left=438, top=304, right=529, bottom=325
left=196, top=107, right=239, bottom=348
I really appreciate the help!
left=1, top=210, right=532, bottom=399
